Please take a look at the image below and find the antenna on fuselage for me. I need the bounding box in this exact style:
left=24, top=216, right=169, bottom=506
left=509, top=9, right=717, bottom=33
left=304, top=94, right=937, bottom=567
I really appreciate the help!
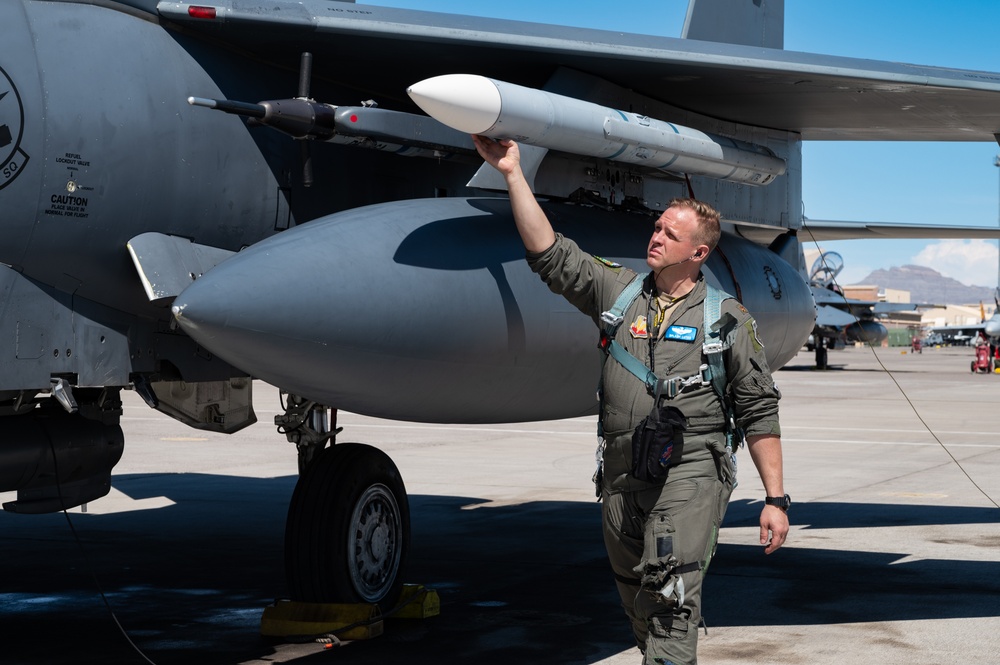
left=297, top=52, right=314, bottom=188
left=187, top=51, right=331, bottom=189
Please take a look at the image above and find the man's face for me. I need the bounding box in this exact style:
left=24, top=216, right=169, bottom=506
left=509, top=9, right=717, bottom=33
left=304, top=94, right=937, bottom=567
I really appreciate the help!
left=646, top=206, right=701, bottom=272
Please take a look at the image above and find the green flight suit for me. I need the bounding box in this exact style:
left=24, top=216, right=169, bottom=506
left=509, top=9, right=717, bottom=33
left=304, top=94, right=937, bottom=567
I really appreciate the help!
left=528, top=234, right=781, bottom=665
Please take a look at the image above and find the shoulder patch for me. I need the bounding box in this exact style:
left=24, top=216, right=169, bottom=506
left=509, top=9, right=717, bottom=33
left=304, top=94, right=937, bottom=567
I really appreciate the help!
left=736, top=303, right=748, bottom=314
left=744, top=319, right=764, bottom=353
left=592, top=255, right=622, bottom=270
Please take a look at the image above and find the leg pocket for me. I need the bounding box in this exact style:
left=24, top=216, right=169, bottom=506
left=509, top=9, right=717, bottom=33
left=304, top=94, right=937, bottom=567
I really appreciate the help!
left=633, top=480, right=699, bottom=604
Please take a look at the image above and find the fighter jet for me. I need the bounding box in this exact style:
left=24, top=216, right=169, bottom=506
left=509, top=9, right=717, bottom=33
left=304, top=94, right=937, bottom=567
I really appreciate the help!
left=3, top=0, right=1000, bottom=609
left=925, top=289, right=1000, bottom=348
left=803, top=250, right=941, bottom=368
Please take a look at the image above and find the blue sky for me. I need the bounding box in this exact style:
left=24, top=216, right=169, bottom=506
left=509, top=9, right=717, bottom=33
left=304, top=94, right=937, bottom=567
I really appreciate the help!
left=369, top=0, right=1000, bottom=288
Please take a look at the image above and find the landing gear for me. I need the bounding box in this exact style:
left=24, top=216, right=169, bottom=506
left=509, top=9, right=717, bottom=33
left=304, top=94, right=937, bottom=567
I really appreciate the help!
left=276, top=393, right=409, bottom=608
left=284, top=443, right=410, bottom=608
left=814, top=337, right=829, bottom=370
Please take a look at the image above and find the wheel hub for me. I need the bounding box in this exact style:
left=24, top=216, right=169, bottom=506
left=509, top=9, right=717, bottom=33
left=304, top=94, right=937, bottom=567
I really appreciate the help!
left=348, top=484, right=401, bottom=602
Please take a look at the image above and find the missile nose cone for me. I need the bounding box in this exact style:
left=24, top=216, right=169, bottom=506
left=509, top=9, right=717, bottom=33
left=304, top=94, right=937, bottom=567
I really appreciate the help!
left=407, top=74, right=502, bottom=134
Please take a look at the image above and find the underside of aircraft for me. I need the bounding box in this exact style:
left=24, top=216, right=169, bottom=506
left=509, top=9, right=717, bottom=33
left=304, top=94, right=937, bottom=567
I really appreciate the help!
left=3, top=0, right=1000, bottom=608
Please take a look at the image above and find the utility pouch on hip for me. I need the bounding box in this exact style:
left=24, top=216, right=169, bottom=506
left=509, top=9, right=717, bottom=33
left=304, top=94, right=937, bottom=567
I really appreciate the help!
left=629, top=404, right=687, bottom=482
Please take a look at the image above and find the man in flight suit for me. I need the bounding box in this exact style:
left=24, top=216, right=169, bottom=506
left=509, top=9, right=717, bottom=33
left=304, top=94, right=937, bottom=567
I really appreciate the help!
left=473, top=135, right=790, bottom=665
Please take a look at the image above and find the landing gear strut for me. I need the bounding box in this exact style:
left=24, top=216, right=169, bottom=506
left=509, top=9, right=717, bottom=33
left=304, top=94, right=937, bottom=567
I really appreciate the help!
left=814, top=337, right=828, bottom=370
left=276, top=394, right=410, bottom=609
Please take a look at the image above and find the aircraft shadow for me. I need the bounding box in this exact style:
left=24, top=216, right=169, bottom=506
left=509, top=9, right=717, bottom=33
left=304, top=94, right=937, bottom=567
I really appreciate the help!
left=705, top=499, right=1000, bottom=629
left=1, top=474, right=997, bottom=664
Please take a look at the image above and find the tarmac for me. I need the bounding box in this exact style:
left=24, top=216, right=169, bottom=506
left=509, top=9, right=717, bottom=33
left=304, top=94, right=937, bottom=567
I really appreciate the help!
left=1, top=345, right=998, bottom=664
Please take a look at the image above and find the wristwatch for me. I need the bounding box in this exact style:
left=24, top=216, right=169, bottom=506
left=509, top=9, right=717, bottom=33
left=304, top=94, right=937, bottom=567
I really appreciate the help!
left=765, top=494, right=791, bottom=511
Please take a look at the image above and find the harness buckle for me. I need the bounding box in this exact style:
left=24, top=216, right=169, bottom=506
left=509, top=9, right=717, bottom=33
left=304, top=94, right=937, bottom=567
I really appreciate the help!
left=654, top=376, right=683, bottom=400
left=656, top=368, right=712, bottom=401
left=698, top=363, right=711, bottom=386
left=665, top=377, right=680, bottom=400
left=600, top=310, right=623, bottom=329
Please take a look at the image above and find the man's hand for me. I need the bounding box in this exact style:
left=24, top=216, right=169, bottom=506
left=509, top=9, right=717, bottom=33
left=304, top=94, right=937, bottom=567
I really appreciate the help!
left=760, top=505, right=789, bottom=554
left=746, top=433, right=788, bottom=554
left=470, top=134, right=554, bottom=252
left=472, top=135, right=520, bottom=177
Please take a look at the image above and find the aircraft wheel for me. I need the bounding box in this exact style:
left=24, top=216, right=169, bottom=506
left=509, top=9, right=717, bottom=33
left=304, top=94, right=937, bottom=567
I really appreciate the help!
left=815, top=343, right=828, bottom=370
left=285, top=443, right=410, bottom=608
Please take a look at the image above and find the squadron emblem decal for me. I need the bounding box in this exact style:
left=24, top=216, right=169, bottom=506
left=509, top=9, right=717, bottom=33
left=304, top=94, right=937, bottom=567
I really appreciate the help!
left=763, top=265, right=782, bottom=300
left=0, top=65, right=29, bottom=191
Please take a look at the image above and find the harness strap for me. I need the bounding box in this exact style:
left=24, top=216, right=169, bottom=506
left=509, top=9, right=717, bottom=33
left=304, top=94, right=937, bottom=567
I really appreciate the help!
left=600, top=273, right=707, bottom=396
left=599, top=273, right=645, bottom=338
left=672, top=561, right=703, bottom=576
left=702, top=285, right=729, bottom=407
left=606, top=339, right=659, bottom=393
left=596, top=273, right=645, bottom=439
left=599, top=276, right=734, bottom=400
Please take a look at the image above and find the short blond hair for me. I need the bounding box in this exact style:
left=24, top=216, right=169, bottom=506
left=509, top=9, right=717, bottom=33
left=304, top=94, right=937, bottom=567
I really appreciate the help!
left=668, top=197, right=721, bottom=251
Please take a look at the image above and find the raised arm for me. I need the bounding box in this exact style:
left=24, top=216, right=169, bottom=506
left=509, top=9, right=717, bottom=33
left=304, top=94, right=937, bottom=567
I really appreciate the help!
left=472, top=135, right=556, bottom=253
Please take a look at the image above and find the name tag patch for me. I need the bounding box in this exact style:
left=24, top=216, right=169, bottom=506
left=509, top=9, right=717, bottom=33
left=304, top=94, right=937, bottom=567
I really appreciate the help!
left=664, top=325, right=698, bottom=342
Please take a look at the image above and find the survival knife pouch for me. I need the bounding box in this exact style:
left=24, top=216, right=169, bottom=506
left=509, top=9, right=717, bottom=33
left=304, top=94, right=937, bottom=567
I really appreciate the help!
left=631, top=401, right=687, bottom=482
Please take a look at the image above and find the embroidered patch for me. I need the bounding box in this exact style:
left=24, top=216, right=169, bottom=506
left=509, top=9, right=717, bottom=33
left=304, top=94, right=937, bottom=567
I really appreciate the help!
left=744, top=319, right=764, bottom=353
left=593, top=255, right=622, bottom=270
left=736, top=303, right=748, bottom=314
left=664, top=325, right=698, bottom=342
left=629, top=315, right=649, bottom=339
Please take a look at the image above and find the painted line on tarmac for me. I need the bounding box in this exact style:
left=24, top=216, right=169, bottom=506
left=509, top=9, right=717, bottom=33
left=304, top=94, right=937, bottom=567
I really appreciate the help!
left=783, top=425, right=1000, bottom=437
left=785, top=438, right=1000, bottom=448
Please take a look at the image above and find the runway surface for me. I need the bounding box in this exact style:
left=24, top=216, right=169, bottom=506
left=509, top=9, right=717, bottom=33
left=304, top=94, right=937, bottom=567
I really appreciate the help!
left=2, top=345, right=998, bottom=664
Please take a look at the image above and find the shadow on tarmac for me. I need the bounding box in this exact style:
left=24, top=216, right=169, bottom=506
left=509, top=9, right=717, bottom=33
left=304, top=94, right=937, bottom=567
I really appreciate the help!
left=2, top=473, right=998, bottom=664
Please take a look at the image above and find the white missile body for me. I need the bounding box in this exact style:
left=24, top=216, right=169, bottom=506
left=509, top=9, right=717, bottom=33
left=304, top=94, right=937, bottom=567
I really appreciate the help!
left=407, top=74, right=786, bottom=186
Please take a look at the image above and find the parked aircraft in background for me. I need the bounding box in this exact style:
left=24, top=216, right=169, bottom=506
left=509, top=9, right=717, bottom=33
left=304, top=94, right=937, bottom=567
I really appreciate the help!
left=4, top=0, right=1000, bottom=609
left=805, top=250, right=941, bottom=368
left=925, top=290, right=1000, bottom=347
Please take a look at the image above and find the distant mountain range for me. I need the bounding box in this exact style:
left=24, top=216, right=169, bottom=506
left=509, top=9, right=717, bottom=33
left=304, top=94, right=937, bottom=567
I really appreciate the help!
left=852, top=265, right=996, bottom=305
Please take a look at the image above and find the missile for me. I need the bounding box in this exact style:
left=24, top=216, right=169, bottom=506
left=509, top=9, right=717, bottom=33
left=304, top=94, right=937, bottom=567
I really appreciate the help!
left=407, top=74, right=786, bottom=186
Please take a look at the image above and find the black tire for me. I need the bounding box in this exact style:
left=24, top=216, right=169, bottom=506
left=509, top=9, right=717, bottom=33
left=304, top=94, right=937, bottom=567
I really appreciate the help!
left=815, top=344, right=828, bottom=370
left=285, top=443, right=410, bottom=608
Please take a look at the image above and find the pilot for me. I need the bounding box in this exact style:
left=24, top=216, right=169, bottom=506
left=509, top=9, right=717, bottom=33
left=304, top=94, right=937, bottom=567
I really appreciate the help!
left=473, top=135, right=789, bottom=665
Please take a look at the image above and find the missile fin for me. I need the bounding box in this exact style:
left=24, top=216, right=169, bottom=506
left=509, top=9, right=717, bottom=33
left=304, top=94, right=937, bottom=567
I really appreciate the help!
left=468, top=144, right=548, bottom=192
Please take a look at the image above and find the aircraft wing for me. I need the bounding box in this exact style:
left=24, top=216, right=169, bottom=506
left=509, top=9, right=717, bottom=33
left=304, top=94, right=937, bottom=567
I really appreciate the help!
left=815, top=304, right=857, bottom=328
left=731, top=219, right=1000, bottom=244
left=873, top=302, right=939, bottom=314
left=155, top=0, right=1000, bottom=141
left=929, top=323, right=985, bottom=332
left=812, top=286, right=932, bottom=321
left=797, top=220, right=1000, bottom=242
